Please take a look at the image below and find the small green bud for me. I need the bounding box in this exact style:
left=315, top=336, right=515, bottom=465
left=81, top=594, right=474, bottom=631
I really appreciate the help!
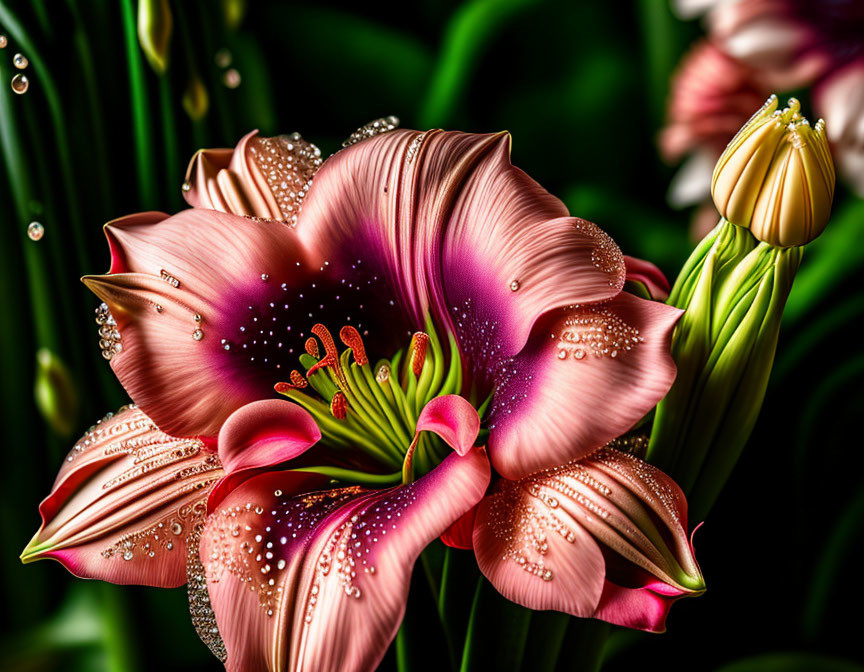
left=220, top=0, right=248, bottom=30
left=34, top=349, right=79, bottom=438
left=137, top=0, right=173, bottom=75
left=182, top=74, right=209, bottom=121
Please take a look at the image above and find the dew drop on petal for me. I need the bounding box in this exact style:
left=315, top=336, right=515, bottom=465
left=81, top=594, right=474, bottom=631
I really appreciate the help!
left=509, top=279, right=521, bottom=292
left=13, top=53, right=28, bottom=69
left=27, top=221, right=44, bottom=241
left=181, top=181, right=191, bottom=192
left=11, top=73, right=29, bottom=94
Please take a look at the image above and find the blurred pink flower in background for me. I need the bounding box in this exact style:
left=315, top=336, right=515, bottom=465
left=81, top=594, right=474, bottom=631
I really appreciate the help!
left=665, top=0, right=864, bottom=219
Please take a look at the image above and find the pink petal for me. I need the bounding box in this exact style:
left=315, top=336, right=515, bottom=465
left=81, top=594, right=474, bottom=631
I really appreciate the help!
left=21, top=406, right=223, bottom=587
left=297, top=130, right=625, bottom=357
left=83, top=209, right=325, bottom=438
left=208, top=400, right=322, bottom=509
left=593, top=579, right=687, bottom=633
left=624, top=255, right=671, bottom=301
left=415, top=394, right=479, bottom=456
left=472, top=448, right=703, bottom=629
left=440, top=505, right=478, bottom=550
left=183, top=131, right=322, bottom=222
left=473, top=473, right=606, bottom=617
left=487, top=292, right=682, bottom=479
left=575, top=448, right=703, bottom=591
left=200, top=448, right=490, bottom=672
left=183, top=146, right=234, bottom=212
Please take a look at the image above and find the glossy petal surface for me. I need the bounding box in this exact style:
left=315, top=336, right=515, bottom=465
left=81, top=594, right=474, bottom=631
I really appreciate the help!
left=201, top=449, right=490, bottom=672
left=23, top=406, right=222, bottom=586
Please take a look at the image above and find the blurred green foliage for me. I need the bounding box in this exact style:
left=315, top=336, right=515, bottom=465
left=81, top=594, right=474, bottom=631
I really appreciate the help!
left=0, top=0, right=862, bottom=670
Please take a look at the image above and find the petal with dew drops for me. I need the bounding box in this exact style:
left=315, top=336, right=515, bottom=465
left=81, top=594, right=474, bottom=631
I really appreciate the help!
left=183, top=130, right=322, bottom=222
left=487, top=292, right=682, bottom=479
left=440, top=132, right=625, bottom=359
left=473, top=447, right=703, bottom=632
left=208, top=400, right=322, bottom=509
left=297, top=130, right=625, bottom=357
left=440, top=505, right=478, bottom=550
left=200, top=449, right=490, bottom=672
left=83, top=208, right=388, bottom=438
left=21, top=406, right=223, bottom=587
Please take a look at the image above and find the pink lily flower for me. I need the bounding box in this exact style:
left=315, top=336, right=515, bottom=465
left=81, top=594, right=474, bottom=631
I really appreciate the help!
left=24, top=124, right=703, bottom=670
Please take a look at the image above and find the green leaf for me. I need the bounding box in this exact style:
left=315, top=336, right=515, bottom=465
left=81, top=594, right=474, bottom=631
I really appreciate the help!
left=419, top=0, right=538, bottom=128
left=785, top=199, right=864, bottom=326
left=460, top=578, right=532, bottom=672
left=802, top=480, right=864, bottom=642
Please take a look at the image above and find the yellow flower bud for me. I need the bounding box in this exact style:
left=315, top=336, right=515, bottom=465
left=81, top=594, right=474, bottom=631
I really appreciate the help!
left=711, top=96, right=835, bottom=247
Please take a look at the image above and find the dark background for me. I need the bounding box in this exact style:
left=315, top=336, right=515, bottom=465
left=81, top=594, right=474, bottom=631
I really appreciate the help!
left=1, top=1, right=862, bottom=670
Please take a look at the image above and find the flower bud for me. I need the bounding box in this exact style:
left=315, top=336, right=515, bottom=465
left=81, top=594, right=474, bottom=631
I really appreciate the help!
left=220, top=0, right=248, bottom=30
left=182, top=74, right=209, bottom=121
left=34, top=349, right=79, bottom=438
left=712, top=96, right=835, bottom=247
left=137, top=0, right=173, bottom=75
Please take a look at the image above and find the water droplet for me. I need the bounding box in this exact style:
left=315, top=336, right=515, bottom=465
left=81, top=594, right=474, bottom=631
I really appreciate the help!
left=171, top=522, right=183, bottom=536
left=509, top=279, right=521, bottom=292
left=260, top=273, right=269, bottom=282
left=123, top=550, right=134, bottom=561
left=193, top=313, right=202, bottom=322
left=557, top=349, right=567, bottom=360
left=13, top=53, right=28, bottom=69
left=223, top=68, right=241, bottom=89
left=214, top=48, right=232, bottom=68
left=0, top=35, right=7, bottom=49
left=181, top=181, right=191, bottom=192
left=27, top=221, right=44, bottom=241
left=11, top=73, right=29, bottom=94
left=193, top=329, right=204, bottom=341
left=154, top=304, right=163, bottom=313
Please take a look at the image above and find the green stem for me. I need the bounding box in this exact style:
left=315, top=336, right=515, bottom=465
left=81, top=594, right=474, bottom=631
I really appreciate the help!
left=100, top=584, right=139, bottom=672
left=119, top=0, right=157, bottom=207
left=67, top=0, right=115, bottom=217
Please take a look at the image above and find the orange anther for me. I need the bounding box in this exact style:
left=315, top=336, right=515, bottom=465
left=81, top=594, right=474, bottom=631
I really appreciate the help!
left=339, top=325, right=368, bottom=366
left=330, top=391, right=348, bottom=419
